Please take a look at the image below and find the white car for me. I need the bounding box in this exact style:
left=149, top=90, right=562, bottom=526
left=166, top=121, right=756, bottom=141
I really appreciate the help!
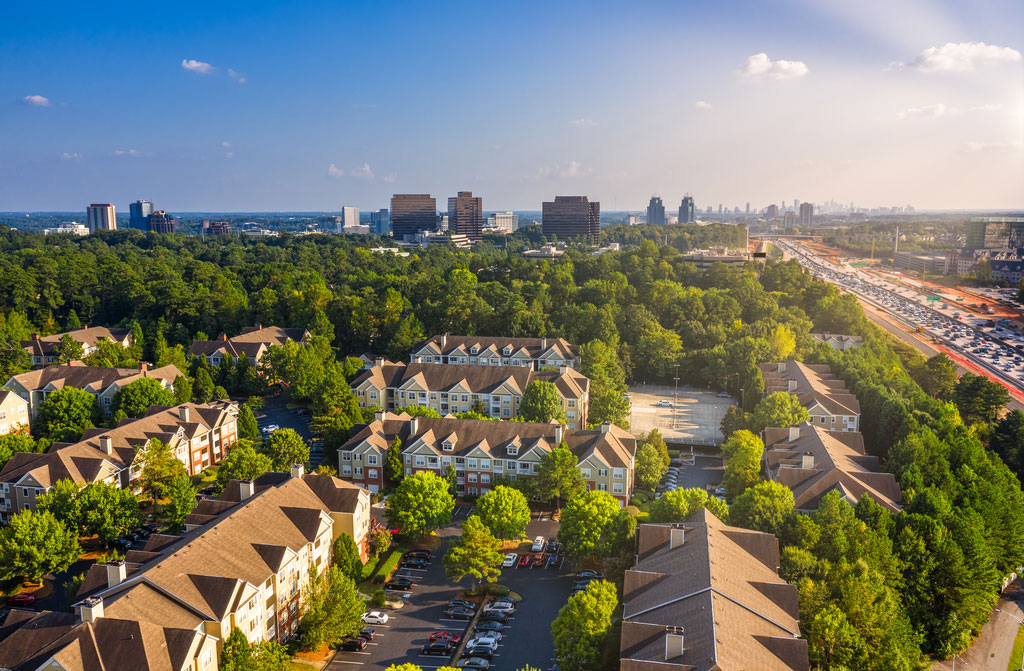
left=361, top=611, right=389, bottom=625
left=502, top=553, right=517, bottom=568
left=261, top=424, right=280, bottom=434
left=466, top=636, right=500, bottom=650
left=484, top=601, right=515, bottom=613
left=531, top=536, right=545, bottom=552
left=655, top=400, right=674, bottom=407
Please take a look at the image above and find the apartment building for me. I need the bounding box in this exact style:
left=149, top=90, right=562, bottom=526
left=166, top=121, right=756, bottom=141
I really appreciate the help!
left=3, top=362, right=182, bottom=418
left=810, top=333, right=864, bottom=351
left=337, top=412, right=636, bottom=503
left=0, top=469, right=370, bottom=670
left=0, top=401, right=237, bottom=522
left=352, top=362, right=590, bottom=428
left=759, top=360, right=861, bottom=432
left=189, top=325, right=310, bottom=366
left=21, top=325, right=133, bottom=368
left=0, top=391, right=29, bottom=436
left=409, top=334, right=579, bottom=370
left=763, top=423, right=901, bottom=512
left=619, top=512, right=809, bottom=671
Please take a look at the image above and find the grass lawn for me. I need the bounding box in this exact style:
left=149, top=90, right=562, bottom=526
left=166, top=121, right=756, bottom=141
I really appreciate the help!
left=1008, top=624, right=1024, bottom=671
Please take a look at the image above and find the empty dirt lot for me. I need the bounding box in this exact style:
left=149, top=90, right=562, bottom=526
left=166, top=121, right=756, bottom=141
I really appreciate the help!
left=627, top=385, right=735, bottom=446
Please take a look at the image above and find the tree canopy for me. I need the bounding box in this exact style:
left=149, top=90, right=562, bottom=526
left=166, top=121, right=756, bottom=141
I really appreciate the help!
left=386, top=471, right=455, bottom=539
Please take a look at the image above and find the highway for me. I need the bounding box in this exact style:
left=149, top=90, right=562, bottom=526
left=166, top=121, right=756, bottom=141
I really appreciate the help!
left=776, top=239, right=1024, bottom=412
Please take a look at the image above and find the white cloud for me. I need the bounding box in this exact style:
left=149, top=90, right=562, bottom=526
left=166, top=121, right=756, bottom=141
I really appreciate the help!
left=738, top=53, right=809, bottom=80
left=327, top=164, right=344, bottom=177
left=182, top=59, right=214, bottom=74
left=221, top=141, right=232, bottom=148
left=224, top=152, right=234, bottom=159
left=961, top=141, right=1021, bottom=153
left=892, top=42, right=1021, bottom=72
left=898, top=103, right=955, bottom=119
left=694, top=100, right=713, bottom=110
left=570, top=118, right=597, bottom=127
left=971, top=104, right=1002, bottom=112
left=113, top=149, right=151, bottom=158
left=60, top=152, right=82, bottom=160
left=383, top=173, right=397, bottom=183
left=352, top=163, right=374, bottom=179
left=227, top=68, right=246, bottom=84
left=538, top=160, right=591, bottom=179
left=23, top=94, right=51, bottom=107
left=327, top=163, right=375, bottom=179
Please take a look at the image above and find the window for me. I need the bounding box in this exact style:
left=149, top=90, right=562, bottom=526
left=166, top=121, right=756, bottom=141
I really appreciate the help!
left=598, top=483, right=607, bottom=491
left=415, top=456, right=425, bottom=466
left=468, top=487, right=478, bottom=496
left=518, top=462, right=531, bottom=473
left=481, top=474, right=490, bottom=484
left=613, top=468, right=625, bottom=480
left=442, top=441, right=454, bottom=452
left=405, top=455, right=412, bottom=464
left=354, top=454, right=362, bottom=462
left=367, top=455, right=378, bottom=465
left=493, top=461, right=502, bottom=472
left=367, top=469, right=378, bottom=479
left=354, top=467, right=363, bottom=476
left=202, top=649, right=214, bottom=669
left=103, top=397, right=111, bottom=405
left=598, top=469, right=608, bottom=477
left=462, top=394, right=469, bottom=402
left=568, top=399, right=576, bottom=408
left=507, top=460, right=517, bottom=470
left=369, top=391, right=378, bottom=399
left=506, top=445, right=518, bottom=456
left=430, top=392, right=437, bottom=400
left=455, top=457, right=465, bottom=465
left=502, top=408, right=511, bottom=417
left=612, top=483, right=624, bottom=494
left=467, top=458, right=477, bottom=469
left=342, top=453, right=351, bottom=461
left=580, top=468, right=591, bottom=479
left=479, top=459, right=490, bottom=470
left=468, top=473, right=477, bottom=482
left=470, top=346, right=479, bottom=355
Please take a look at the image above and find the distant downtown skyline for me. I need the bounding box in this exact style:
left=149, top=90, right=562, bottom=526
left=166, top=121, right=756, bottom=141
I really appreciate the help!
left=3, top=1, right=1021, bottom=211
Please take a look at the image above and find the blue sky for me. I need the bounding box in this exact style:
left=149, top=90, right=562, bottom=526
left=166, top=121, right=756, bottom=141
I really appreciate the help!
left=2, top=0, right=1022, bottom=212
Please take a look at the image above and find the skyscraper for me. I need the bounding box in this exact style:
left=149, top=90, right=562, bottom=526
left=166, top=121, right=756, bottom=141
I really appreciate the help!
left=448, top=191, right=483, bottom=242
left=678, top=195, right=695, bottom=224
left=745, top=203, right=751, bottom=215
left=390, top=194, right=437, bottom=240
left=370, top=209, right=390, bottom=235
left=486, top=212, right=519, bottom=232
left=341, top=206, right=360, bottom=231
left=147, top=210, right=175, bottom=233
left=799, top=202, right=814, bottom=227
left=647, top=196, right=666, bottom=225
left=129, top=200, right=153, bottom=230
left=86, top=204, right=116, bottom=232
left=766, top=204, right=779, bottom=219
left=542, top=196, right=600, bottom=241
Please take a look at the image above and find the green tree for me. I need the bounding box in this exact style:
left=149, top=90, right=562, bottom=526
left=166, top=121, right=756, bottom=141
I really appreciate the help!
left=33, top=386, right=99, bottom=442
left=386, top=471, right=455, bottom=539
left=519, top=381, right=566, bottom=423
left=111, top=377, right=176, bottom=418
left=0, top=509, right=81, bottom=583
left=720, top=405, right=750, bottom=438
left=722, top=430, right=764, bottom=499
left=634, top=442, right=668, bottom=490
left=237, top=403, right=261, bottom=443
left=730, top=480, right=794, bottom=536
left=193, top=367, right=215, bottom=404
left=172, top=374, right=193, bottom=405
left=536, top=444, right=585, bottom=508
left=551, top=579, right=618, bottom=671
left=441, top=463, right=457, bottom=496
left=368, top=523, right=393, bottom=559
left=234, top=354, right=264, bottom=396
left=748, top=392, right=809, bottom=434
left=216, top=440, right=273, bottom=493
left=76, top=482, right=142, bottom=542
left=992, top=410, right=1024, bottom=474
left=640, top=428, right=670, bottom=467
left=261, top=428, right=309, bottom=471
left=649, top=488, right=728, bottom=524
left=0, top=433, right=42, bottom=469
left=299, top=566, right=366, bottom=651
left=55, top=333, right=84, bottom=364
left=475, top=485, right=531, bottom=540
left=219, top=627, right=256, bottom=671
left=444, top=515, right=503, bottom=589
left=333, top=533, right=363, bottom=582
left=136, top=438, right=188, bottom=508
left=35, top=479, right=84, bottom=530
left=917, top=354, right=958, bottom=402
left=953, top=372, right=1009, bottom=425
left=385, top=436, right=404, bottom=485
left=83, top=338, right=132, bottom=368
left=558, top=490, right=634, bottom=560
left=164, top=475, right=197, bottom=531
left=253, top=640, right=290, bottom=671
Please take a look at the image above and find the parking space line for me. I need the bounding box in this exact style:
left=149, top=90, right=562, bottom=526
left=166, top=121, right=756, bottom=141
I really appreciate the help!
left=331, top=661, right=365, bottom=666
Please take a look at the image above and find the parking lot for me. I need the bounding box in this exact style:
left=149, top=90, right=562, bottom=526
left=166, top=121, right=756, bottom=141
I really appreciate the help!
left=327, top=515, right=568, bottom=670
left=627, top=385, right=733, bottom=446
left=253, top=395, right=326, bottom=467
left=655, top=455, right=725, bottom=496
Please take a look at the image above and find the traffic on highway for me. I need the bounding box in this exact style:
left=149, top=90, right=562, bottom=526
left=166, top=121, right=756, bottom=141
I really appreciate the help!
left=775, top=239, right=1024, bottom=393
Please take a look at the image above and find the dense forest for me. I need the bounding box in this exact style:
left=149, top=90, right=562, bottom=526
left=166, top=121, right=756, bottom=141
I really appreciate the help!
left=0, top=224, right=1022, bottom=668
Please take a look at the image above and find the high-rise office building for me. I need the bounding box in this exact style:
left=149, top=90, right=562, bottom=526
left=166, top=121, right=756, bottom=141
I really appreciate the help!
left=341, top=206, right=360, bottom=231
left=542, top=196, right=600, bottom=241
left=129, top=200, right=153, bottom=231
left=391, top=194, right=437, bottom=240
left=647, top=196, right=666, bottom=225
left=486, top=212, right=519, bottom=232
left=678, top=195, right=695, bottom=224
left=203, top=220, right=232, bottom=235
left=745, top=203, right=751, bottom=215
left=318, top=215, right=342, bottom=232
left=799, top=202, right=814, bottom=227
left=784, top=211, right=797, bottom=228
left=147, top=210, right=175, bottom=234
left=718, top=204, right=723, bottom=215
left=448, top=191, right=483, bottom=242
left=766, top=204, right=779, bottom=219
left=86, top=204, right=116, bottom=233
left=370, top=209, right=390, bottom=235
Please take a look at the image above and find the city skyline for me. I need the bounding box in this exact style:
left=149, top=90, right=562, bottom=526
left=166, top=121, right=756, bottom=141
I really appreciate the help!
left=2, top=1, right=1022, bottom=211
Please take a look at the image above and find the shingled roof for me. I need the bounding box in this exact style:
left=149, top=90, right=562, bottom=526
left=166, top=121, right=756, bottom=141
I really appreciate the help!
left=352, top=361, right=589, bottom=398
left=763, top=423, right=902, bottom=512
left=5, top=363, right=182, bottom=396
left=412, top=334, right=578, bottom=360
left=21, top=326, right=131, bottom=358
left=188, top=325, right=309, bottom=359
left=620, top=511, right=808, bottom=671
left=760, top=360, right=861, bottom=417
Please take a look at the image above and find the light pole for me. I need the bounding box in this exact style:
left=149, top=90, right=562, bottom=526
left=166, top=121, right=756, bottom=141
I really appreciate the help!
left=951, top=653, right=967, bottom=671
left=673, top=367, right=680, bottom=430
left=996, top=608, right=1024, bottom=671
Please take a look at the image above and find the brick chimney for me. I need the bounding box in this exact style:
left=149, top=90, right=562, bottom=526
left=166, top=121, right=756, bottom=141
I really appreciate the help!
left=106, top=560, right=126, bottom=588
left=541, top=337, right=547, bottom=349
left=220, top=333, right=228, bottom=341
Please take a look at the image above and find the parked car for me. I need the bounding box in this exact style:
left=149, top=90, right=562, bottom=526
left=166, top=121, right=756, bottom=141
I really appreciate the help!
left=545, top=540, right=559, bottom=553
left=547, top=553, right=560, bottom=568
left=429, top=631, right=461, bottom=644
left=448, top=599, right=474, bottom=609
left=502, top=553, right=517, bottom=567
left=261, top=424, right=279, bottom=433
left=480, top=610, right=510, bottom=622
left=484, top=602, right=514, bottom=614
left=655, top=400, right=673, bottom=407
left=465, top=646, right=495, bottom=660
left=385, top=578, right=413, bottom=591
left=531, top=536, right=545, bottom=552
left=361, top=611, right=389, bottom=624
left=474, top=621, right=504, bottom=634
left=445, top=607, right=475, bottom=620
left=456, top=658, right=490, bottom=670
left=404, top=550, right=432, bottom=560
left=421, top=642, right=453, bottom=656
left=142, top=523, right=160, bottom=533
left=532, top=553, right=546, bottom=567
left=400, top=558, right=427, bottom=569
left=358, top=627, right=375, bottom=641
left=576, top=570, right=603, bottom=580
left=110, top=537, right=132, bottom=552
left=487, top=597, right=515, bottom=607
left=6, top=593, right=35, bottom=606
left=133, top=527, right=151, bottom=539
left=340, top=638, right=367, bottom=651
left=518, top=553, right=532, bottom=568
left=466, top=636, right=500, bottom=650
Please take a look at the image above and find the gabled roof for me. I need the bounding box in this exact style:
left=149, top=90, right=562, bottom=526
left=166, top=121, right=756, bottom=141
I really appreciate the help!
left=5, top=363, right=182, bottom=395
left=620, top=511, right=808, bottom=671
left=763, top=423, right=902, bottom=512
left=760, top=360, right=861, bottom=416
left=351, top=362, right=588, bottom=399
left=188, top=325, right=309, bottom=358
left=21, top=326, right=132, bottom=358
left=412, top=335, right=579, bottom=360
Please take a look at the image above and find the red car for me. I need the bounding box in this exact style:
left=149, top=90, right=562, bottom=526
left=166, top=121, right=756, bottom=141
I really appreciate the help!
left=7, top=593, right=35, bottom=606
left=517, top=553, right=532, bottom=568
left=430, top=631, right=462, bottom=645
left=532, top=553, right=546, bottom=567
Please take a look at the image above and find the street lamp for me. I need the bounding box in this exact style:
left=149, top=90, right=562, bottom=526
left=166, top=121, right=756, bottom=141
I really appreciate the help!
left=673, top=367, right=680, bottom=430
left=996, top=609, right=1024, bottom=671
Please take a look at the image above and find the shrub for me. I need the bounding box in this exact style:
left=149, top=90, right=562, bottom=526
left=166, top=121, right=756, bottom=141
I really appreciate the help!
left=370, top=589, right=386, bottom=607
left=486, top=584, right=510, bottom=597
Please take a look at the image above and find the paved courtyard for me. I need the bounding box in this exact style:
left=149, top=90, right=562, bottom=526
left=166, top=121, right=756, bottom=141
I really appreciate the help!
left=627, top=385, right=734, bottom=447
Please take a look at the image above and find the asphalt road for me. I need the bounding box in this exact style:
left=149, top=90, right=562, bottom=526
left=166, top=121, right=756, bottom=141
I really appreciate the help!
left=931, top=580, right=1024, bottom=671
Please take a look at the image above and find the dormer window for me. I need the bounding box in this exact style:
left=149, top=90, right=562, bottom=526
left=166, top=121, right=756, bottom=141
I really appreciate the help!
left=503, top=346, right=512, bottom=355
left=507, top=445, right=519, bottom=456
left=470, top=346, right=479, bottom=355
left=442, top=440, right=454, bottom=452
